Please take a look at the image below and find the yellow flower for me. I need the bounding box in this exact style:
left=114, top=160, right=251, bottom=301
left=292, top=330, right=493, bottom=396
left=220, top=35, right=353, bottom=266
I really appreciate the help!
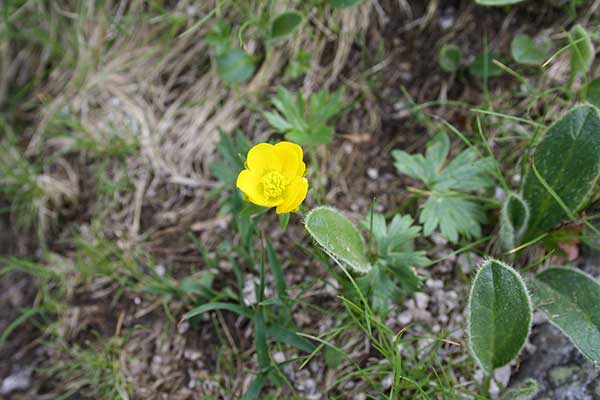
left=236, top=141, right=309, bottom=214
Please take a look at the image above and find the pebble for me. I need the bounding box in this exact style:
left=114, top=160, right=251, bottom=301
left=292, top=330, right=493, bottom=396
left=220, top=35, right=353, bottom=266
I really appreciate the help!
left=1, top=369, right=32, bottom=395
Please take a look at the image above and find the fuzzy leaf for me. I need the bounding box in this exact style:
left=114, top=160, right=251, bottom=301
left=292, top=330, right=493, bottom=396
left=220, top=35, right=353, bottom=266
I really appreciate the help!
left=499, top=193, right=530, bottom=251
left=529, top=267, right=600, bottom=363
left=522, top=105, right=600, bottom=239
left=305, top=207, right=371, bottom=273
left=511, top=34, right=549, bottom=66
left=468, top=259, right=532, bottom=372
left=569, top=24, right=595, bottom=79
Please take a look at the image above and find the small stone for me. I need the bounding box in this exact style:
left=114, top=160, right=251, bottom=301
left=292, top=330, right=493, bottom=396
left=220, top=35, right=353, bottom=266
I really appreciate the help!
left=1, top=370, right=32, bottom=395
left=367, top=168, right=379, bottom=180
left=382, top=375, right=394, bottom=389
left=414, top=292, right=429, bottom=309
left=178, top=321, right=190, bottom=334
left=273, top=352, right=286, bottom=364
left=155, top=264, right=166, bottom=276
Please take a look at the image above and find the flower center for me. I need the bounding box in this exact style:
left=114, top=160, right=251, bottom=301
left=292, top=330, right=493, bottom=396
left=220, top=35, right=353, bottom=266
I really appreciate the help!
left=262, top=171, right=288, bottom=199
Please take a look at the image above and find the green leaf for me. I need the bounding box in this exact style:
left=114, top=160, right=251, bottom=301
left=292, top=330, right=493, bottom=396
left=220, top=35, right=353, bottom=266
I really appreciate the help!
left=511, top=34, right=549, bottom=66
left=183, top=302, right=254, bottom=320
left=475, top=0, right=526, bottom=5
left=279, top=213, right=290, bottom=231
left=266, top=325, right=315, bottom=353
left=357, top=264, right=400, bottom=315
left=467, top=259, right=532, bottom=373
left=328, top=0, right=362, bottom=8
left=529, top=267, right=600, bottom=363
left=270, top=12, right=303, bottom=40
left=582, top=76, right=600, bottom=108
left=393, top=131, right=494, bottom=243
left=569, top=24, right=595, bottom=79
left=499, top=193, right=530, bottom=251
left=240, top=204, right=270, bottom=217
left=501, top=379, right=539, bottom=400
left=421, top=195, right=487, bottom=243
left=325, top=346, right=344, bottom=369
left=438, top=44, right=462, bottom=73
left=264, top=86, right=345, bottom=146
left=216, top=48, right=256, bottom=84
left=305, top=206, right=371, bottom=273
left=522, top=105, right=600, bottom=239
left=469, top=50, right=504, bottom=78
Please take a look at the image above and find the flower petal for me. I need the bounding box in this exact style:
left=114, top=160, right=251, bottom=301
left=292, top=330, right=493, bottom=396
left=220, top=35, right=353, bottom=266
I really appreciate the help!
left=274, top=141, right=305, bottom=177
left=276, top=176, right=308, bottom=214
left=236, top=169, right=283, bottom=208
left=246, top=143, right=281, bottom=175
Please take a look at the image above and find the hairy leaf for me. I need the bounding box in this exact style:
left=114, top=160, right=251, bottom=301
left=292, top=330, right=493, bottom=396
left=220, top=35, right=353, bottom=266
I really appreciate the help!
left=529, top=267, right=600, bottom=363
left=522, top=105, right=600, bottom=239
left=305, top=207, right=371, bottom=273
left=468, top=259, right=532, bottom=372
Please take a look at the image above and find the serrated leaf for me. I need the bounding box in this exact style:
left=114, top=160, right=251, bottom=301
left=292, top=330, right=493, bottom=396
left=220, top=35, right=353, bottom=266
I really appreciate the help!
left=499, top=193, right=530, bottom=250
left=438, top=44, right=462, bottom=72
left=265, top=87, right=344, bottom=146
left=511, top=34, right=549, bottom=66
left=393, top=132, right=493, bottom=243
left=582, top=76, right=600, bottom=108
left=434, top=149, right=494, bottom=191
left=469, top=50, right=504, bottom=78
left=270, top=12, right=303, bottom=40
left=522, top=105, right=600, bottom=239
left=391, top=151, right=434, bottom=185
left=421, top=195, right=486, bottom=243
left=426, top=130, right=451, bottom=172
left=529, top=267, right=600, bottom=363
left=305, top=206, right=371, bottom=273
left=328, top=0, right=362, bottom=8
left=569, top=24, right=595, bottom=79
left=475, top=0, right=526, bottom=5
left=357, top=264, right=400, bottom=315
left=216, top=48, right=256, bottom=84
left=467, top=259, right=532, bottom=373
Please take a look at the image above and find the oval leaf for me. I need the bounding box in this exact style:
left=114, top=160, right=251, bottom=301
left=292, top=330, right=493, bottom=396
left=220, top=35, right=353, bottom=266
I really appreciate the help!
left=438, top=44, right=462, bottom=73
left=522, top=105, right=600, bottom=239
left=511, top=34, right=549, bottom=66
left=468, top=259, right=532, bottom=372
left=271, top=12, right=303, bottom=40
left=569, top=24, right=595, bottom=79
left=305, top=206, right=371, bottom=273
left=499, top=192, right=530, bottom=250
left=328, top=0, right=362, bottom=8
left=529, top=267, right=600, bottom=363
left=216, top=48, right=256, bottom=84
